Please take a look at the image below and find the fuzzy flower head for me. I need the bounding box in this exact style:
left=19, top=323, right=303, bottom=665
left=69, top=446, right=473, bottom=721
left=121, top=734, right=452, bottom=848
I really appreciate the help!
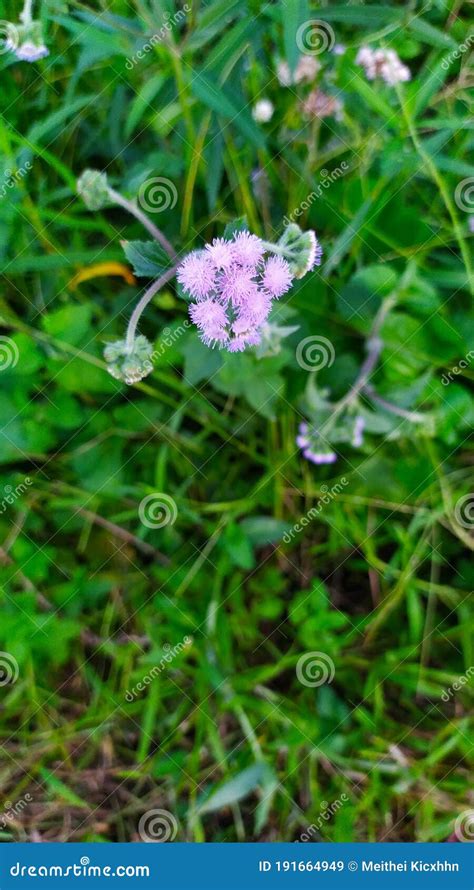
left=104, top=335, right=154, bottom=385
left=356, top=46, right=411, bottom=86
left=178, top=231, right=294, bottom=351
left=252, top=99, right=274, bottom=123
left=303, top=89, right=343, bottom=121
left=277, top=56, right=320, bottom=86
left=77, top=169, right=110, bottom=210
left=7, top=20, right=49, bottom=62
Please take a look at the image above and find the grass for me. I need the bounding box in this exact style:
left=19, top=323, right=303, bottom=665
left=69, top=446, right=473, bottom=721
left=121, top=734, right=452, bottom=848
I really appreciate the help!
left=0, top=0, right=473, bottom=843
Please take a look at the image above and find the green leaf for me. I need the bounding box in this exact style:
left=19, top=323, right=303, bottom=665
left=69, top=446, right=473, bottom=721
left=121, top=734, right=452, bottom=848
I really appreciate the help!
left=191, top=73, right=265, bottom=148
left=223, top=216, right=248, bottom=239
left=283, top=0, right=309, bottom=74
left=240, top=517, right=291, bottom=547
left=42, top=305, right=92, bottom=346
left=197, top=762, right=275, bottom=814
left=122, top=240, right=170, bottom=277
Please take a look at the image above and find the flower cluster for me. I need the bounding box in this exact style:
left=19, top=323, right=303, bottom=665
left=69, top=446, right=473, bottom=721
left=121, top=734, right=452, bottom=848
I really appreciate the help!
left=277, top=56, right=320, bottom=86
left=6, top=19, right=48, bottom=62
left=77, top=169, right=110, bottom=210
left=297, top=423, right=337, bottom=465
left=178, top=232, right=296, bottom=352
left=303, top=89, right=343, bottom=121
left=297, top=414, right=366, bottom=466
left=356, top=46, right=411, bottom=86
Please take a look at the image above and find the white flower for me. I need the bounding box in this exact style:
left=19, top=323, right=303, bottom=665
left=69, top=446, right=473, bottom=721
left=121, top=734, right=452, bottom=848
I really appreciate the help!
left=252, top=99, right=274, bottom=123
left=356, top=45, right=411, bottom=86
left=276, top=55, right=320, bottom=86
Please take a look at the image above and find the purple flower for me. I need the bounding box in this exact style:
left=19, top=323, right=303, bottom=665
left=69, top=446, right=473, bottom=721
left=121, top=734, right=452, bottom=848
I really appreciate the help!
left=177, top=253, right=216, bottom=299
left=262, top=256, right=294, bottom=298
left=178, top=231, right=294, bottom=351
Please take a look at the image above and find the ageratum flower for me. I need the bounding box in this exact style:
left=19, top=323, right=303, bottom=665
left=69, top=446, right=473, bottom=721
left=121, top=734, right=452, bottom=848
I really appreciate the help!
left=7, top=20, right=49, bottom=62
left=178, top=232, right=294, bottom=352
left=356, top=46, right=411, bottom=86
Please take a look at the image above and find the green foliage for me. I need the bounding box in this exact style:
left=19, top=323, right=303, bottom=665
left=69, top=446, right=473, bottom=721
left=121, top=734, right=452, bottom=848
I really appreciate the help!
left=0, top=0, right=472, bottom=845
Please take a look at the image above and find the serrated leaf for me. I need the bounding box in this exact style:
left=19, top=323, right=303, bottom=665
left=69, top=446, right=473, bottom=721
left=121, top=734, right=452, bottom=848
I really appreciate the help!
left=121, top=240, right=170, bottom=277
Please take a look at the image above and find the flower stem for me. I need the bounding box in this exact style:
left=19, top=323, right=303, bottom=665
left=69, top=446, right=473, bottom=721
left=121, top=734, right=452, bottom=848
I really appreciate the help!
left=20, top=0, right=34, bottom=24
left=107, top=187, right=177, bottom=261
left=362, top=385, right=425, bottom=423
left=125, top=264, right=179, bottom=351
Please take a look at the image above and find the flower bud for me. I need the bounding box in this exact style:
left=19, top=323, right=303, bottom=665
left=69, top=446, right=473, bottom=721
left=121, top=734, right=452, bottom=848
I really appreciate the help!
left=8, top=21, right=49, bottom=62
left=104, top=335, right=154, bottom=384
left=77, top=169, right=110, bottom=211
left=277, top=224, right=323, bottom=278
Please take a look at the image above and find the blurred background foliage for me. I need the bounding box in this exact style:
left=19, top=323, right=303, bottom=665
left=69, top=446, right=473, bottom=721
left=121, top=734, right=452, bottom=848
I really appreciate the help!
left=0, top=0, right=473, bottom=842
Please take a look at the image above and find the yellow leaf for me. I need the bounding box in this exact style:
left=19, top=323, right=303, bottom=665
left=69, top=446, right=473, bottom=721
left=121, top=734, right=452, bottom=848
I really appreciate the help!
left=68, top=262, right=136, bottom=289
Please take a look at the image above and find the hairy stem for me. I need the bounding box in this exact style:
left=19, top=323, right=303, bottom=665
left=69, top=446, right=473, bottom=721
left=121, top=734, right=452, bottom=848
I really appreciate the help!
left=107, top=187, right=177, bottom=260
left=362, top=385, right=425, bottom=423
left=125, top=264, right=179, bottom=351
left=20, top=0, right=34, bottom=24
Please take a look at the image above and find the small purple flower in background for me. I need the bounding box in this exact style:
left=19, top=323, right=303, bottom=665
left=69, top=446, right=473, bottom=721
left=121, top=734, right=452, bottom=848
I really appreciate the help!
left=297, top=423, right=337, bottom=464
left=178, top=227, right=321, bottom=352
left=352, top=415, right=365, bottom=448
left=6, top=1, right=49, bottom=63
left=277, top=56, right=320, bottom=86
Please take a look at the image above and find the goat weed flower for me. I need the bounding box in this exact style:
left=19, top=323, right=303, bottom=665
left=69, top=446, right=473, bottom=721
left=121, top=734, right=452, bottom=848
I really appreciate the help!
left=104, top=335, right=154, bottom=385
left=77, top=169, right=110, bottom=211
left=356, top=46, right=411, bottom=86
left=6, top=1, right=48, bottom=62
left=178, top=230, right=299, bottom=351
